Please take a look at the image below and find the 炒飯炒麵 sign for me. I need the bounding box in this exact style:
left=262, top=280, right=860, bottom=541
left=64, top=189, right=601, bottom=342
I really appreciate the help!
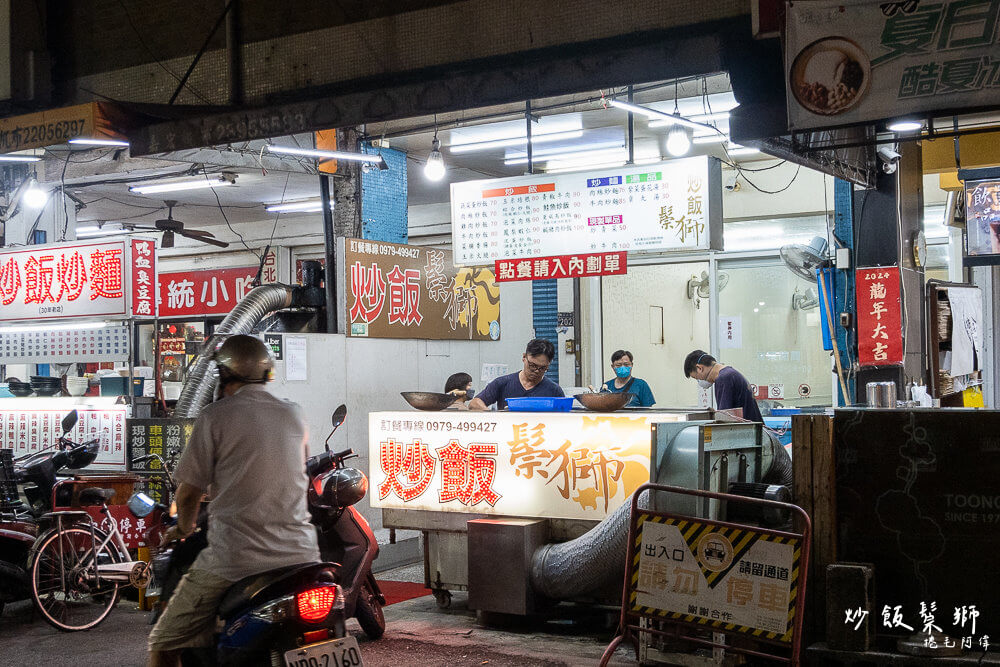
left=345, top=238, right=500, bottom=341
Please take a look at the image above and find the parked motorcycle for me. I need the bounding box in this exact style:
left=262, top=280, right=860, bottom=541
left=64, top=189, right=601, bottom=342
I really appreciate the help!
left=150, top=405, right=378, bottom=666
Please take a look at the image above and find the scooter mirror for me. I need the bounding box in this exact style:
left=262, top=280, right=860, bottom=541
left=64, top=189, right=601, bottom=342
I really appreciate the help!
left=332, top=405, right=347, bottom=429
left=61, top=410, right=79, bottom=435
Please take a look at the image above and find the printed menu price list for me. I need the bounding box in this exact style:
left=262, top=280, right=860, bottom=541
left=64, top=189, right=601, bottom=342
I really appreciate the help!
left=0, top=323, right=129, bottom=364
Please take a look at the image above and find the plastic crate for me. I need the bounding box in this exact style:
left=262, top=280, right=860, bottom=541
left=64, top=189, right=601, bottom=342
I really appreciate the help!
left=506, top=397, right=574, bottom=412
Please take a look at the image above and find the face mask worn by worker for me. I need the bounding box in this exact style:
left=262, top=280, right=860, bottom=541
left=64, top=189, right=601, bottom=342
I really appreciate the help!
left=465, top=388, right=475, bottom=400
left=615, top=366, right=631, bottom=379
left=697, top=379, right=713, bottom=389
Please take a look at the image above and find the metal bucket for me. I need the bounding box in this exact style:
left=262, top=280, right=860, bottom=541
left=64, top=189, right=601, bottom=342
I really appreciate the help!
left=866, top=381, right=897, bottom=408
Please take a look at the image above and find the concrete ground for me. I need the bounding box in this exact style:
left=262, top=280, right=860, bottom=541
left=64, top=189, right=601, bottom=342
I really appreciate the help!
left=0, top=563, right=636, bottom=666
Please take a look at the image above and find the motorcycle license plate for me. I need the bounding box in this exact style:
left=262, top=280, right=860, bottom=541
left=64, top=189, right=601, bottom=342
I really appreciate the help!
left=284, top=636, right=363, bottom=667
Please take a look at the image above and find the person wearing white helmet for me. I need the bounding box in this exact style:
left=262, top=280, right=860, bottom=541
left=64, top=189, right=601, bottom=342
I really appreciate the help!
left=149, top=334, right=319, bottom=666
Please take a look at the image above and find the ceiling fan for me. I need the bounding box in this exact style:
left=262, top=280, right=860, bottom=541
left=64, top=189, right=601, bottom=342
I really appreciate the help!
left=130, top=201, right=229, bottom=248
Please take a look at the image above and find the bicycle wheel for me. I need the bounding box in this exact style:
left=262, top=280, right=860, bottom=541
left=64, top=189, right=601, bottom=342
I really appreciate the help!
left=30, top=526, right=121, bottom=631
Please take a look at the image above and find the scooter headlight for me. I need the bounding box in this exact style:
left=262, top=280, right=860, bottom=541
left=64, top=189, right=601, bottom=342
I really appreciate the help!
left=250, top=594, right=294, bottom=622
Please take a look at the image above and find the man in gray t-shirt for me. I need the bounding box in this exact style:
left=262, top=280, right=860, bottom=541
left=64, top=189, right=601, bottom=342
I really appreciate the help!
left=149, top=336, right=319, bottom=666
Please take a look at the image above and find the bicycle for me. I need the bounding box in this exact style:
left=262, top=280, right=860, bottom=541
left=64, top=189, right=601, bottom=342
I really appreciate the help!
left=28, top=485, right=155, bottom=632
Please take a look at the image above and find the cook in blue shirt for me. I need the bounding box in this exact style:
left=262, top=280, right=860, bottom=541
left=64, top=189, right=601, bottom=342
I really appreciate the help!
left=603, top=349, right=656, bottom=407
left=470, top=339, right=564, bottom=410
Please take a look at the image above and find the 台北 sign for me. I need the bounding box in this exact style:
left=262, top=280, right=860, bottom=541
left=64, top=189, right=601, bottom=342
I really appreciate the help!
left=0, top=239, right=153, bottom=322
left=631, top=514, right=799, bottom=643
left=786, top=0, right=1000, bottom=131
left=158, top=265, right=258, bottom=318
left=856, top=266, right=903, bottom=366
left=369, top=411, right=685, bottom=520
left=346, top=239, right=500, bottom=340
left=495, top=251, right=626, bottom=282
left=450, top=157, right=721, bottom=265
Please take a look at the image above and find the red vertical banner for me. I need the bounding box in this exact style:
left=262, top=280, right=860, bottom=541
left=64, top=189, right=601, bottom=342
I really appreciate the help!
left=130, top=238, right=156, bottom=317
left=856, top=266, right=902, bottom=366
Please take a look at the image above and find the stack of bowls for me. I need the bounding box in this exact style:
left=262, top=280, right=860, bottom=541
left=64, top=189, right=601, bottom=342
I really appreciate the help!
left=66, top=376, right=89, bottom=397
left=30, top=376, right=62, bottom=396
left=7, top=378, right=33, bottom=397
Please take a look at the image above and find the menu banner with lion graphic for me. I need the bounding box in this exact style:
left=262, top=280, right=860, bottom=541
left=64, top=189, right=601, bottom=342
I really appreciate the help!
left=344, top=238, right=500, bottom=340
left=369, top=411, right=681, bottom=520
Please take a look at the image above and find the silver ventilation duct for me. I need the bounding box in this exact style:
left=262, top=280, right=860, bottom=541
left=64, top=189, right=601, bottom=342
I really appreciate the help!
left=174, top=285, right=294, bottom=418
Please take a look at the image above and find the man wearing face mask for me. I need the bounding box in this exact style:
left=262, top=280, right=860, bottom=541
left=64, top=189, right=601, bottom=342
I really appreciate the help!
left=149, top=335, right=319, bottom=666
left=469, top=338, right=564, bottom=410
left=603, top=350, right=655, bottom=407
left=444, top=372, right=475, bottom=410
left=683, top=349, right=763, bottom=423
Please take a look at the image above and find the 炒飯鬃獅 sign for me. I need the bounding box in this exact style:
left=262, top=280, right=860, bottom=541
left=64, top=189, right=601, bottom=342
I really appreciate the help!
left=450, top=157, right=721, bottom=265
left=345, top=238, right=500, bottom=340
left=785, top=0, right=1000, bottom=131
left=856, top=266, right=903, bottom=366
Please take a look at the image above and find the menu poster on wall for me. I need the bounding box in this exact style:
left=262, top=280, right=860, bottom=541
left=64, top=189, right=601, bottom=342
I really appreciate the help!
left=344, top=238, right=501, bottom=341
left=0, top=404, right=127, bottom=470
left=856, top=266, right=903, bottom=367
left=450, top=157, right=722, bottom=265
left=785, top=0, right=1000, bottom=131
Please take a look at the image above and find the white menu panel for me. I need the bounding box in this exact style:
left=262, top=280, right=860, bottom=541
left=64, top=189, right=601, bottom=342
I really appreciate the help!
left=0, top=323, right=129, bottom=364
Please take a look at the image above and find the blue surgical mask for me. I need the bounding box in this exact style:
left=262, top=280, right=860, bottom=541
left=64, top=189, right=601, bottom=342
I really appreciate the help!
left=466, top=388, right=475, bottom=400
left=615, top=366, right=631, bottom=379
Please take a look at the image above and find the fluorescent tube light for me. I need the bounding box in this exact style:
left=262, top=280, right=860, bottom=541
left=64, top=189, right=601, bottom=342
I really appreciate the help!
left=69, top=138, right=130, bottom=147
left=727, top=146, right=761, bottom=156
left=650, top=111, right=731, bottom=127
left=693, top=134, right=728, bottom=144
left=264, top=200, right=335, bottom=213
left=129, top=174, right=236, bottom=195
left=887, top=119, right=923, bottom=133
left=449, top=130, right=585, bottom=154
left=607, top=100, right=708, bottom=131
left=77, top=228, right=132, bottom=238
left=504, top=142, right=625, bottom=166
left=0, top=154, right=42, bottom=162
left=266, top=144, right=387, bottom=165
left=0, top=321, right=112, bottom=333
left=543, top=160, right=628, bottom=174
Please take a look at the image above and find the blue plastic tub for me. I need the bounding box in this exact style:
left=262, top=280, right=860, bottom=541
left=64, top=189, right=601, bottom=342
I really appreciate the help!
left=506, top=397, right=574, bottom=412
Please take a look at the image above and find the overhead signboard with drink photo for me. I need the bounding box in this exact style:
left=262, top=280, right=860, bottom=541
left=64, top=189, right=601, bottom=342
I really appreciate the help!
left=965, top=178, right=1000, bottom=264
left=450, top=157, right=721, bottom=266
left=785, top=0, right=1000, bottom=130
left=344, top=238, right=500, bottom=340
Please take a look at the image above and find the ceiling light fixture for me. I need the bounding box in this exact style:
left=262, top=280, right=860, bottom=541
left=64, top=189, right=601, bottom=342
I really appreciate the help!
left=543, top=160, right=628, bottom=175
left=22, top=176, right=49, bottom=209
left=448, top=129, right=585, bottom=153
left=264, top=199, right=335, bottom=213
left=0, top=320, right=112, bottom=333
left=266, top=144, right=388, bottom=168
left=77, top=227, right=131, bottom=238
left=886, top=118, right=923, bottom=133
left=0, top=154, right=42, bottom=162
left=727, top=146, right=761, bottom=156
left=128, top=173, right=236, bottom=195
left=68, top=138, right=130, bottom=147
left=693, top=134, right=728, bottom=144
left=425, top=117, right=446, bottom=181
left=608, top=99, right=708, bottom=132
left=666, top=125, right=693, bottom=157
left=504, top=142, right=626, bottom=166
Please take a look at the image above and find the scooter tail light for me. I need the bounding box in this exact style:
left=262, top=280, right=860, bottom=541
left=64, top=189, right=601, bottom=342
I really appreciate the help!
left=297, top=585, right=338, bottom=622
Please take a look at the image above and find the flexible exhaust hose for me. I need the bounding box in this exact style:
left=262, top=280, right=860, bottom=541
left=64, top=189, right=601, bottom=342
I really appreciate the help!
left=529, top=428, right=794, bottom=601
left=174, top=285, right=293, bottom=418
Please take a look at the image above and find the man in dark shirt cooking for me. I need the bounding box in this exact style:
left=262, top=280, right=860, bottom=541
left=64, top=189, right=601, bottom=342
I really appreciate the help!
left=683, top=349, right=763, bottom=423
left=470, top=339, right=564, bottom=410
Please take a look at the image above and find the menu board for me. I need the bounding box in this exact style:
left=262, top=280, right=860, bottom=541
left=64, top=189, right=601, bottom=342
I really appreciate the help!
left=127, top=418, right=195, bottom=475
left=0, top=402, right=127, bottom=470
left=450, top=157, right=721, bottom=265
left=0, top=323, right=129, bottom=364
left=965, top=179, right=1000, bottom=258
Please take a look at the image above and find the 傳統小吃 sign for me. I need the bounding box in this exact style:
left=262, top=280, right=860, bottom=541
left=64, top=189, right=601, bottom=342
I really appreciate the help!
left=450, top=157, right=721, bottom=265
left=856, top=266, right=902, bottom=366
left=158, top=266, right=258, bottom=318
left=631, top=514, right=799, bottom=643
left=345, top=238, right=500, bottom=340
left=495, top=251, right=626, bottom=282
left=369, top=411, right=688, bottom=520
left=785, top=0, right=1000, bottom=131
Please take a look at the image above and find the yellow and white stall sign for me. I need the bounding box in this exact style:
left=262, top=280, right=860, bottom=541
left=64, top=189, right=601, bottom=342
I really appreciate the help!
left=369, top=411, right=685, bottom=521
left=631, top=515, right=800, bottom=643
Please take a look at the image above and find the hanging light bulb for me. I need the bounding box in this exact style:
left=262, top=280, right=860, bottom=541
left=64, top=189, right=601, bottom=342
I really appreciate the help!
left=425, top=136, right=445, bottom=181
left=666, top=123, right=693, bottom=157
left=22, top=176, right=49, bottom=209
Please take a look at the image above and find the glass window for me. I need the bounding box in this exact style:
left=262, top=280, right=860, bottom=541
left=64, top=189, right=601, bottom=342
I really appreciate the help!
left=716, top=259, right=833, bottom=407
left=723, top=215, right=827, bottom=252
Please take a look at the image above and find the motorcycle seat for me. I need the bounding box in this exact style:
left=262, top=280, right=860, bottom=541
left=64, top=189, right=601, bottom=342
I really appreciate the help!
left=79, top=488, right=116, bottom=505
left=218, top=561, right=339, bottom=620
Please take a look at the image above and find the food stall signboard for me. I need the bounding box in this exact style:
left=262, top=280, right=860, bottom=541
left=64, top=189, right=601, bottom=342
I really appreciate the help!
left=130, top=239, right=156, bottom=318
left=127, top=418, right=195, bottom=475
left=157, top=265, right=258, bottom=318
left=0, top=240, right=132, bottom=321
left=450, top=157, right=720, bottom=265
left=785, top=0, right=1000, bottom=131
left=495, top=251, right=626, bottom=282
left=345, top=239, right=500, bottom=340
left=0, top=399, right=127, bottom=470
left=856, top=266, right=903, bottom=367
left=631, top=514, right=799, bottom=643
left=369, top=411, right=684, bottom=521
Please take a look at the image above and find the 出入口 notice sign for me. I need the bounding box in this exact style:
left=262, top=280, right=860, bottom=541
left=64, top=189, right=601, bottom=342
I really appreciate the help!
left=345, top=239, right=500, bottom=340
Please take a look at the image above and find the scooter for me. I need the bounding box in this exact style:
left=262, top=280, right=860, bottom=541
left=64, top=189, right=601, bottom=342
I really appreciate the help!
left=150, top=406, right=372, bottom=666
left=306, top=404, right=387, bottom=640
